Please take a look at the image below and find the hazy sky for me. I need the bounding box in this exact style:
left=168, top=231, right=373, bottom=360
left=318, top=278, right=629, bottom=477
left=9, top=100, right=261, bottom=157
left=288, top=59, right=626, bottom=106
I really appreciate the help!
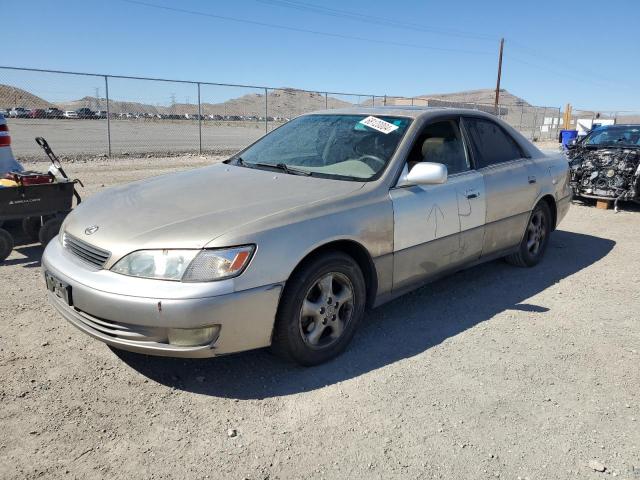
left=3, top=0, right=639, bottom=110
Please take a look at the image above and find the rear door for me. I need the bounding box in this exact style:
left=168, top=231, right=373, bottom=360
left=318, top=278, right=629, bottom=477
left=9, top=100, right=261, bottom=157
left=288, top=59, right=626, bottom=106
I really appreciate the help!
left=462, top=116, right=539, bottom=256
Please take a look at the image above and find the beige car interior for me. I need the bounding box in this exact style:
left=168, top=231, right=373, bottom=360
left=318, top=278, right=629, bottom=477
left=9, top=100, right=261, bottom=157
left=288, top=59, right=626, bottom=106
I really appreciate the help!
left=407, top=120, right=470, bottom=175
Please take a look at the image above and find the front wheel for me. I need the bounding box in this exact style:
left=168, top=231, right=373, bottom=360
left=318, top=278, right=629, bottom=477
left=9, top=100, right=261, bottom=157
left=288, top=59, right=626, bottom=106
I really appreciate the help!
left=0, top=228, right=14, bottom=263
left=506, top=202, right=552, bottom=267
left=271, top=252, right=366, bottom=366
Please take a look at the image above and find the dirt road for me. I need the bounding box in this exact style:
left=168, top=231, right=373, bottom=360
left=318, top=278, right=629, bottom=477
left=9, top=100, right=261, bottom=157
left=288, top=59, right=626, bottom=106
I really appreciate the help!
left=8, top=118, right=265, bottom=159
left=1, top=157, right=639, bottom=479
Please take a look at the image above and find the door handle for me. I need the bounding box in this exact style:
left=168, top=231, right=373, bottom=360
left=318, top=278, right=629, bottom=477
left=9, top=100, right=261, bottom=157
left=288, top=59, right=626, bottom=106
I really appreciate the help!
left=466, top=190, right=479, bottom=199
left=528, top=176, right=537, bottom=184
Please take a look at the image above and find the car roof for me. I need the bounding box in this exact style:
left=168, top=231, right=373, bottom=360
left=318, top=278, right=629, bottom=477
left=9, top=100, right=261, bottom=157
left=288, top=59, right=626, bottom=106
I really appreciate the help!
left=305, top=106, right=497, bottom=120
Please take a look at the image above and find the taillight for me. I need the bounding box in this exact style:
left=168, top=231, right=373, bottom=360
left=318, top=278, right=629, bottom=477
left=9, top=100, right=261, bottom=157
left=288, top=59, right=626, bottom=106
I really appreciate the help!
left=0, top=124, right=10, bottom=147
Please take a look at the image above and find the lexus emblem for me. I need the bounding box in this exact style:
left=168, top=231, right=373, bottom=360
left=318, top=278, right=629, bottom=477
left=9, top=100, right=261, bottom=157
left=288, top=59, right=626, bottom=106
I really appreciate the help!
left=85, top=225, right=99, bottom=235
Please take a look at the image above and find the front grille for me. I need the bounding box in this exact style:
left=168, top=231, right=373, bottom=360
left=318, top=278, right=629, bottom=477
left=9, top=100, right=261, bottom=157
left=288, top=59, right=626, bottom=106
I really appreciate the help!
left=63, top=233, right=111, bottom=268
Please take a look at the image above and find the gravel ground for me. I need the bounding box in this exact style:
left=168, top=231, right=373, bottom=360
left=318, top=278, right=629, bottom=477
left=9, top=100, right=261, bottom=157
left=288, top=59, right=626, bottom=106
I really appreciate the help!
left=1, top=156, right=639, bottom=480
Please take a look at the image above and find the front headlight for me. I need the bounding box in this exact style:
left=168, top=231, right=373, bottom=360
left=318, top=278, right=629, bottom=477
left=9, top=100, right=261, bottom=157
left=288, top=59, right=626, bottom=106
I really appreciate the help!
left=111, top=246, right=254, bottom=282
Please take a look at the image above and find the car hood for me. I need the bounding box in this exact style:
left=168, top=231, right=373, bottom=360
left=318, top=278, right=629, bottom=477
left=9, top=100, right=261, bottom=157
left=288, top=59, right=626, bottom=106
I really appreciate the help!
left=63, top=163, right=365, bottom=259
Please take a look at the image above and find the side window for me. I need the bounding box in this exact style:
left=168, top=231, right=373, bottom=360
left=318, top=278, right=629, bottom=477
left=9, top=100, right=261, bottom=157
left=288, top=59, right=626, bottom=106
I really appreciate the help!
left=464, top=117, right=523, bottom=168
left=407, top=119, right=470, bottom=175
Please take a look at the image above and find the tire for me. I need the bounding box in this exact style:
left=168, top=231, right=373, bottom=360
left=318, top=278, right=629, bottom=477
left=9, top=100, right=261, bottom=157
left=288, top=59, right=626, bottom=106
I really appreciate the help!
left=0, top=228, right=14, bottom=263
left=506, top=201, right=552, bottom=268
left=271, top=251, right=366, bottom=366
left=39, top=216, right=64, bottom=246
left=22, top=216, right=42, bottom=242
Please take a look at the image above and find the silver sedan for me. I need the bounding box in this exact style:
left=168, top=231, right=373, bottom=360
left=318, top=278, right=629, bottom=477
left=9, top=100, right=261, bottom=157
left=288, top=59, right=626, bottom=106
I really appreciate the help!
left=42, top=107, right=571, bottom=365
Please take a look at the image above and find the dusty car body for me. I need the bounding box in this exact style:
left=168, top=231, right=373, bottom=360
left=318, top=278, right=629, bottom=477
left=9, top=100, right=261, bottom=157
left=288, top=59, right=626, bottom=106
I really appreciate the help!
left=42, top=107, right=570, bottom=365
left=567, top=124, right=640, bottom=208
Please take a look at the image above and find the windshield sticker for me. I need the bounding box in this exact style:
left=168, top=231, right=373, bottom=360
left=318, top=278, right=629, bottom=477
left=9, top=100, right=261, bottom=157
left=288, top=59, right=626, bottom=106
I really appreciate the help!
left=359, top=116, right=399, bottom=134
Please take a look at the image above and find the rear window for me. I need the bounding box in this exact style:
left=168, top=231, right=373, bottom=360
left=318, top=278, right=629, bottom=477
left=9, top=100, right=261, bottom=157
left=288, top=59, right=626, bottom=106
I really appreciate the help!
left=464, top=117, right=523, bottom=168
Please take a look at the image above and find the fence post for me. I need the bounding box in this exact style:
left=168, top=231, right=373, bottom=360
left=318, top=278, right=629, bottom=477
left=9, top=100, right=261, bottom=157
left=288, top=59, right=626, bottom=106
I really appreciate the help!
left=104, top=75, right=111, bottom=157
left=519, top=105, right=524, bottom=132
left=264, top=88, right=268, bottom=134
left=383, top=95, right=387, bottom=106
left=531, top=110, right=538, bottom=140
left=371, top=95, right=375, bottom=107
left=325, top=92, right=328, bottom=109
left=197, top=82, right=202, bottom=155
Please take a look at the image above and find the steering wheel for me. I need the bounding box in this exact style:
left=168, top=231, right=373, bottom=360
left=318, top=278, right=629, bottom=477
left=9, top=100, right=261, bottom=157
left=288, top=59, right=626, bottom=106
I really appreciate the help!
left=357, top=154, right=385, bottom=170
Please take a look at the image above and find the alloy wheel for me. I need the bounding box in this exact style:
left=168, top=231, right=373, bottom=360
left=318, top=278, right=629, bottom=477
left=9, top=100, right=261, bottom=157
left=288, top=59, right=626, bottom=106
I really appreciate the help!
left=298, top=272, right=355, bottom=349
left=526, top=209, right=547, bottom=256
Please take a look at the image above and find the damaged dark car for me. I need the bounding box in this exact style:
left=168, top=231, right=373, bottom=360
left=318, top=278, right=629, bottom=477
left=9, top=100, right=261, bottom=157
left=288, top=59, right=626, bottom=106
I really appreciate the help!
left=567, top=124, right=640, bottom=208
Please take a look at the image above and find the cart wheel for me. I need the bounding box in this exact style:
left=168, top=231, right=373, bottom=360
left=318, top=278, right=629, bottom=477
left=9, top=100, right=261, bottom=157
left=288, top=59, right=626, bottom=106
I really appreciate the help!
left=22, top=217, right=42, bottom=242
left=0, top=228, right=14, bottom=263
left=39, top=216, right=63, bottom=247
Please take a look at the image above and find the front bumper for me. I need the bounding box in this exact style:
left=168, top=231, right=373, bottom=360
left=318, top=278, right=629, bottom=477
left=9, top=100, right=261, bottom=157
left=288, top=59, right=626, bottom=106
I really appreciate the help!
left=42, top=239, right=282, bottom=358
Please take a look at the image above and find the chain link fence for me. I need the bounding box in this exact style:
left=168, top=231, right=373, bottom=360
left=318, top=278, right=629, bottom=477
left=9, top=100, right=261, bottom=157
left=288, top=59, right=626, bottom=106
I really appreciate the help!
left=1, top=66, right=563, bottom=160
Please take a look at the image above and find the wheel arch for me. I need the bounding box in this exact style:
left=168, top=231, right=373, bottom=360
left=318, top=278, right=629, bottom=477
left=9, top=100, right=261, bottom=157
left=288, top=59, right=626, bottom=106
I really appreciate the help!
left=538, top=194, right=557, bottom=230
left=287, top=239, right=378, bottom=309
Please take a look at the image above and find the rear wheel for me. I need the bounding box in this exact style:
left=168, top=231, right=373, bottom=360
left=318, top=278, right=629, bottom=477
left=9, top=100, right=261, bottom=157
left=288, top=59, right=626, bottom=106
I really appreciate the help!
left=22, top=216, right=42, bottom=242
left=271, top=252, right=366, bottom=366
left=0, top=228, right=14, bottom=263
left=506, top=201, right=552, bottom=267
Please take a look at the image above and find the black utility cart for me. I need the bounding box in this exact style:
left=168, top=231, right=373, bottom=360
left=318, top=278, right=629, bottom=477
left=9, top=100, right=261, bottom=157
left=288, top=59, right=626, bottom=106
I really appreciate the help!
left=0, top=138, right=82, bottom=263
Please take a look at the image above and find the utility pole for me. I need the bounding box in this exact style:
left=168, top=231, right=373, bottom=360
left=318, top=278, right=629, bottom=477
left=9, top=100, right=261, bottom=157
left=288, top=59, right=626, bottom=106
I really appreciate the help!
left=494, top=37, right=504, bottom=115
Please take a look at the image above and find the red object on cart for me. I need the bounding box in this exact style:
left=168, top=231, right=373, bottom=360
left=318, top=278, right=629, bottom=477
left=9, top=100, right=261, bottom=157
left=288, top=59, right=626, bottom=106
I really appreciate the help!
left=5, top=171, right=55, bottom=186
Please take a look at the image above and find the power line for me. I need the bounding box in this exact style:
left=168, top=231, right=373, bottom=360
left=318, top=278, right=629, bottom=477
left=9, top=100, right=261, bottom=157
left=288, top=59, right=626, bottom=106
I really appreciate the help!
left=121, top=0, right=493, bottom=55
left=507, top=39, right=629, bottom=86
left=504, top=54, right=619, bottom=89
left=255, top=0, right=497, bottom=41
left=256, top=0, right=631, bottom=89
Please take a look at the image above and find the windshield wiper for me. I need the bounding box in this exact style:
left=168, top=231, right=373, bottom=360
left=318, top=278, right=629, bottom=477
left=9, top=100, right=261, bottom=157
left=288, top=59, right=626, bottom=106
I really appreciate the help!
left=250, top=162, right=312, bottom=176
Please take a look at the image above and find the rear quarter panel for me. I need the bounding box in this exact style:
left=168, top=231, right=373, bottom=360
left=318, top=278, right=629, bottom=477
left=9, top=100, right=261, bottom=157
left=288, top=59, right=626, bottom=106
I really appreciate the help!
left=530, top=152, right=571, bottom=226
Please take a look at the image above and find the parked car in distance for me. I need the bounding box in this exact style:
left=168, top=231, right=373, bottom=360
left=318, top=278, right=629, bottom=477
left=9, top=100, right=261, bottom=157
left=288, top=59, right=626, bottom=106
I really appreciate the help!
left=9, top=107, right=29, bottom=118
left=29, top=109, right=47, bottom=119
left=75, top=108, right=95, bottom=119
left=46, top=107, right=65, bottom=119
left=94, top=110, right=107, bottom=119
left=63, top=110, right=78, bottom=119
left=43, top=107, right=571, bottom=366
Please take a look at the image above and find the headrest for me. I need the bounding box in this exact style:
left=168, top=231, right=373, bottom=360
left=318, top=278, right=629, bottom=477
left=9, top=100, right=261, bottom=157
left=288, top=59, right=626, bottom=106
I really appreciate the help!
left=421, top=137, right=445, bottom=157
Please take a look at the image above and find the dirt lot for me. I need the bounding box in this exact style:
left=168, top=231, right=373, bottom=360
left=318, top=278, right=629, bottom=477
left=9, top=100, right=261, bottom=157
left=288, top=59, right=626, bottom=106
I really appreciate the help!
left=8, top=119, right=266, bottom=159
left=1, top=156, right=639, bottom=480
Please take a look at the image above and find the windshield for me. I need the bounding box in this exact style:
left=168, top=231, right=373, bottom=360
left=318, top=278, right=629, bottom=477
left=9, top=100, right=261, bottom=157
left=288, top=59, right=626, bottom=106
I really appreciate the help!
left=584, top=126, right=640, bottom=147
left=232, top=114, right=412, bottom=180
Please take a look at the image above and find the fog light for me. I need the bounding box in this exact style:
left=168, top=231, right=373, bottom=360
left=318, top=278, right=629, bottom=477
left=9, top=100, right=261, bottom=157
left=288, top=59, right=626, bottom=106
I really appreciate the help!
left=167, top=325, right=220, bottom=347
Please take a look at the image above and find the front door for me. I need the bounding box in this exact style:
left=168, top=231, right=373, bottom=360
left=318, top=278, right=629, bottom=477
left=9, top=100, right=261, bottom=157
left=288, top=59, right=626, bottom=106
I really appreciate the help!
left=390, top=118, right=486, bottom=292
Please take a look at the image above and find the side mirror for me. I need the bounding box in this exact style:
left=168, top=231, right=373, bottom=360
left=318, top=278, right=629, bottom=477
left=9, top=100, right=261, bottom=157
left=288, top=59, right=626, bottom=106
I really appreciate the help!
left=402, top=162, right=448, bottom=186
